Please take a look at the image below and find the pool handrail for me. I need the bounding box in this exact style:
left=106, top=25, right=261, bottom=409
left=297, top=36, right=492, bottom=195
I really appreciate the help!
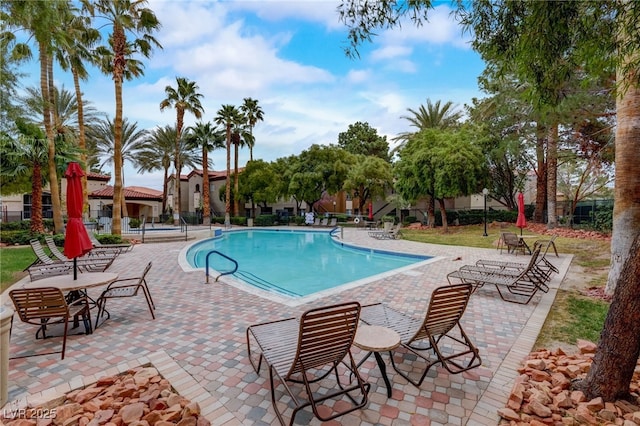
left=205, top=250, right=238, bottom=283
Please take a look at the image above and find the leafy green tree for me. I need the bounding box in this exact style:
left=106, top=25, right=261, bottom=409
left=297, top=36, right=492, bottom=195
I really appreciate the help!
left=395, top=127, right=486, bottom=232
left=287, top=144, right=352, bottom=213
left=337, top=121, right=390, bottom=161
left=184, top=121, right=225, bottom=224
left=240, top=97, right=264, bottom=162
left=237, top=160, right=279, bottom=218
left=338, top=0, right=640, bottom=403
left=343, top=155, right=393, bottom=214
left=90, top=0, right=162, bottom=235
left=160, top=77, right=204, bottom=224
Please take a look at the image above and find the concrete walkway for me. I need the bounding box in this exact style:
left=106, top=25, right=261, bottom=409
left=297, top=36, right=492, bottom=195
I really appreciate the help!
left=2, top=226, right=571, bottom=425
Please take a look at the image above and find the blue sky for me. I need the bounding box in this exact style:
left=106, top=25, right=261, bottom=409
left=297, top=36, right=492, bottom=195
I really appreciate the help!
left=18, top=0, right=486, bottom=190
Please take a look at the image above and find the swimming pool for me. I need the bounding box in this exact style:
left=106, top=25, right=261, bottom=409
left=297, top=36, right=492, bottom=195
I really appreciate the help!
left=184, top=229, right=432, bottom=299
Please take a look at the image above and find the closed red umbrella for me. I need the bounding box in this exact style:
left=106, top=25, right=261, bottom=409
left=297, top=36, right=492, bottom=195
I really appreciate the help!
left=516, top=192, right=527, bottom=235
left=368, top=202, right=373, bottom=220
left=63, top=162, right=93, bottom=279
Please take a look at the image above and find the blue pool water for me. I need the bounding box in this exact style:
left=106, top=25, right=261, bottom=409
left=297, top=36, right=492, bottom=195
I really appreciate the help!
left=185, top=229, right=430, bottom=298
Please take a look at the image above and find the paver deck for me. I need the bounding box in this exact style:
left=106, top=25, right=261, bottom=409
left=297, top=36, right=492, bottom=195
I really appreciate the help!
left=1, top=226, right=572, bottom=425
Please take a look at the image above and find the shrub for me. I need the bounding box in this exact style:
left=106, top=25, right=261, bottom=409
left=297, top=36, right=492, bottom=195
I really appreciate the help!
left=593, top=205, right=613, bottom=233
left=404, top=216, right=417, bottom=224
left=0, top=220, right=31, bottom=231
left=292, top=216, right=305, bottom=225
left=335, top=214, right=349, bottom=223
left=129, top=218, right=141, bottom=228
left=94, top=234, right=126, bottom=244
left=0, top=230, right=45, bottom=245
left=231, top=216, right=247, bottom=226
left=255, top=215, right=276, bottom=226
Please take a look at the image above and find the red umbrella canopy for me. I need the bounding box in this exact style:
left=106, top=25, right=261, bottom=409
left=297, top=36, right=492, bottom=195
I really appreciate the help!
left=64, top=162, right=93, bottom=259
left=368, top=202, right=373, bottom=220
left=516, top=192, right=527, bottom=231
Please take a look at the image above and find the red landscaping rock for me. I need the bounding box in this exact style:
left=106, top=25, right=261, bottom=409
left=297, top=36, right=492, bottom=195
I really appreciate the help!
left=499, top=341, right=640, bottom=425
left=0, top=367, right=210, bottom=426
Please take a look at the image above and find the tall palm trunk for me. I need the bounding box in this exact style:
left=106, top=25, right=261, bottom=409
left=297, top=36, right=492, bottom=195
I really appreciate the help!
left=174, top=109, right=184, bottom=225
left=225, top=126, right=231, bottom=225
left=40, top=44, right=63, bottom=233
left=31, top=162, right=45, bottom=233
left=72, top=68, right=89, bottom=218
left=546, top=123, right=558, bottom=229
left=202, top=148, right=210, bottom=224
left=111, top=24, right=126, bottom=236
left=233, top=139, right=239, bottom=216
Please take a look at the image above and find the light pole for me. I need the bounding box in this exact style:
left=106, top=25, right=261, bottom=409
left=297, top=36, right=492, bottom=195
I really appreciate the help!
left=333, top=201, right=336, bottom=213
left=482, top=188, right=489, bottom=237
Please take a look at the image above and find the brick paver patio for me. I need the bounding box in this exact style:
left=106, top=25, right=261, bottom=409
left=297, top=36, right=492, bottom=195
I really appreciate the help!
left=2, top=226, right=572, bottom=425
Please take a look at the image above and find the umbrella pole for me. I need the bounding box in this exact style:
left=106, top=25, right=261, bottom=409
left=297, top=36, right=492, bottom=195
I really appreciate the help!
left=74, top=258, right=77, bottom=280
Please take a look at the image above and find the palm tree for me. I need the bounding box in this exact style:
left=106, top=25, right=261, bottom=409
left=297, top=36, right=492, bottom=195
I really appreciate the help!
left=214, top=105, right=243, bottom=224
left=90, top=0, right=161, bottom=235
left=160, top=77, right=204, bottom=225
left=135, top=125, right=199, bottom=218
left=55, top=8, right=101, bottom=216
left=240, top=97, right=264, bottom=161
left=231, top=116, right=252, bottom=216
left=393, top=99, right=463, bottom=153
left=2, top=0, right=71, bottom=233
left=87, top=116, right=149, bottom=217
left=1, top=119, right=81, bottom=233
left=184, top=122, right=225, bottom=224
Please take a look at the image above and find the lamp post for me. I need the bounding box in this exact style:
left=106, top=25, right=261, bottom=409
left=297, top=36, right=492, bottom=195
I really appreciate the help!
left=333, top=201, right=336, bottom=213
left=482, top=188, right=489, bottom=237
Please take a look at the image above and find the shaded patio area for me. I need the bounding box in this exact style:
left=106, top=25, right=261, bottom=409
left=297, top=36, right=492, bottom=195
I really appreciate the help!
left=2, top=226, right=572, bottom=425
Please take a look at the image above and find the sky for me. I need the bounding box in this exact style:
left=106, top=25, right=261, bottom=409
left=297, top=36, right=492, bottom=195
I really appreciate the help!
left=18, top=0, right=486, bottom=191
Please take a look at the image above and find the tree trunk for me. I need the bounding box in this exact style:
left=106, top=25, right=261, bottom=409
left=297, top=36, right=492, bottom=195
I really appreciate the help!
left=162, top=168, right=169, bottom=217
left=546, top=123, right=558, bottom=229
left=534, top=124, right=547, bottom=223
left=225, top=126, right=231, bottom=226
left=40, top=46, right=63, bottom=234
left=111, top=23, right=126, bottom=236
left=437, top=198, right=448, bottom=233
left=579, top=232, right=640, bottom=401
left=427, top=195, right=436, bottom=227
left=72, top=68, right=89, bottom=219
left=202, top=149, right=210, bottom=225
left=606, top=68, right=640, bottom=295
left=30, top=162, right=45, bottom=233
left=233, top=140, right=239, bottom=216
left=174, top=109, right=184, bottom=225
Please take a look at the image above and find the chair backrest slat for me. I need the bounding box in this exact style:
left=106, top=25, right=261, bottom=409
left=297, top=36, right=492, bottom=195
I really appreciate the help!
left=45, top=236, right=68, bottom=262
left=288, top=302, right=360, bottom=377
left=416, top=284, right=472, bottom=339
left=10, top=287, right=69, bottom=323
left=30, top=239, right=55, bottom=265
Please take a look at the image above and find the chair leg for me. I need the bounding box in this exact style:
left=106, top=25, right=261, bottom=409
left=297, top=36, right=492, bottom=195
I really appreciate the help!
left=141, top=287, right=155, bottom=319
left=142, top=279, right=155, bottom=309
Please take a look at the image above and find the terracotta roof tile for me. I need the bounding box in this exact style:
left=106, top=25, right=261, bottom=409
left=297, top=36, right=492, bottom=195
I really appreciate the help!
left=90, top=185, right=162, bottom=200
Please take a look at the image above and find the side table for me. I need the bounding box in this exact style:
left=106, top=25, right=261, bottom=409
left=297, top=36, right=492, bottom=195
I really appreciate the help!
left=353, top=324, right=401, bottom=397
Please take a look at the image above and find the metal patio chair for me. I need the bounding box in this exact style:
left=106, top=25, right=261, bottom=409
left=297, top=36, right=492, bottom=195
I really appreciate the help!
left=246, top=301, right=370, bottom=425
left=359, top=283, right=481, bottom=387
left=9, top=287, right=92, bottom=360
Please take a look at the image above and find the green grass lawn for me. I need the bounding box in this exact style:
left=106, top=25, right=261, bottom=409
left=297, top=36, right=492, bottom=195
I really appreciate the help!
left=1, top=246, right=35, bottom=293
